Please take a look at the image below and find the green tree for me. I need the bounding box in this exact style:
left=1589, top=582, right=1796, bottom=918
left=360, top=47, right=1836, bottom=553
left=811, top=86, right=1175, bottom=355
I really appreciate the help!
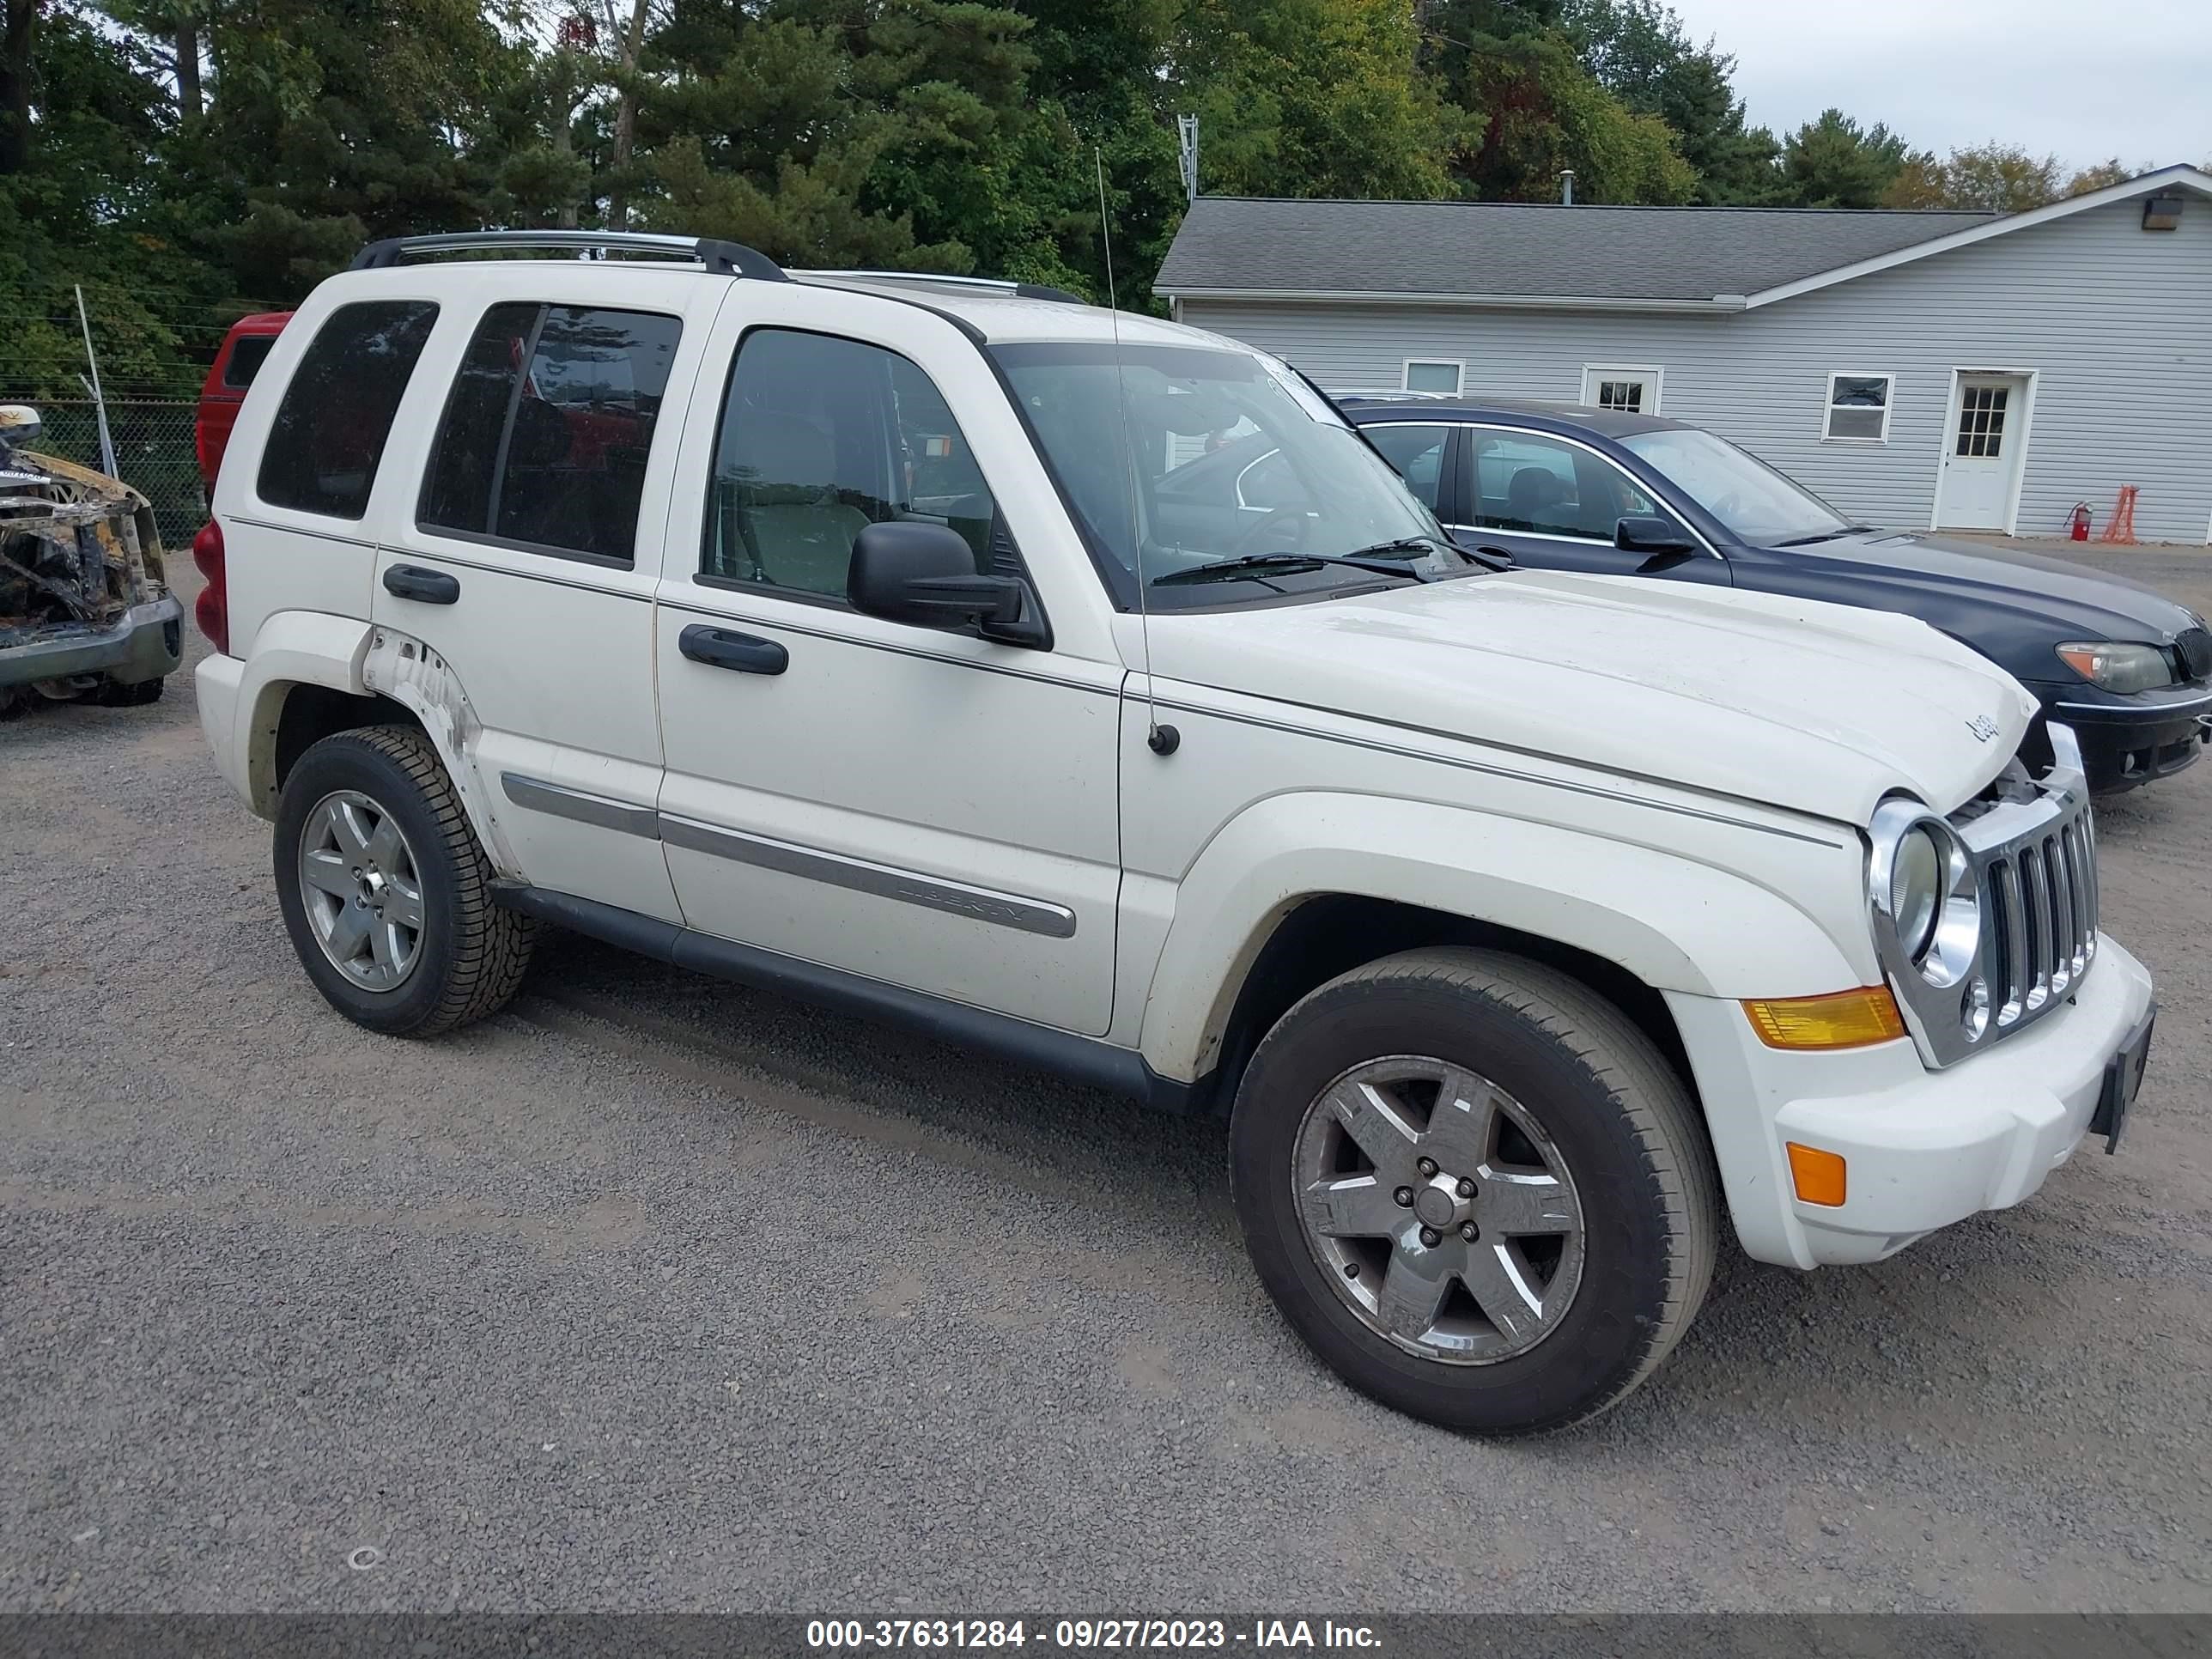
left=1420, top=0, right=1694, bottom=203
left=1176, top=0, right=1468, bottom=201
left=1773, top=107, right=1910, bottom=208
left=1562, top=0, right=1773, bottom=201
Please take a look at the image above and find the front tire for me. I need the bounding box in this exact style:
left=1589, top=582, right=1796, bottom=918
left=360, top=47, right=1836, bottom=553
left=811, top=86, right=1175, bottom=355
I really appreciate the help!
left=273, top=726, right=535, bottom=1036
left=1230, top=947, right=1718, bottom=1435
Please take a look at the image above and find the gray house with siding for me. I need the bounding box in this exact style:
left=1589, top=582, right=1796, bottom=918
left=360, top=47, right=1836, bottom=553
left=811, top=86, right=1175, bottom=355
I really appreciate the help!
left=1156, top=165, right=2212, bottom=544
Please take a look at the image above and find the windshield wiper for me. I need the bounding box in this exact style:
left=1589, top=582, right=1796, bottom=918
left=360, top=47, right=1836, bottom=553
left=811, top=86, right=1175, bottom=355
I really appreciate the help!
left=1769, top=528, right=1875, bottom=548
left=1349, top=534, right=1512, bottom=573
left=1152, top=551, right=1431, bottom=587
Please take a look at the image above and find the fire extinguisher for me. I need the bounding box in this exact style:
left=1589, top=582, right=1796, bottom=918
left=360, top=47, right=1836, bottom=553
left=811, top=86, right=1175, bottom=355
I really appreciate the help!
left=2069, top=501, right=2093, bottom=541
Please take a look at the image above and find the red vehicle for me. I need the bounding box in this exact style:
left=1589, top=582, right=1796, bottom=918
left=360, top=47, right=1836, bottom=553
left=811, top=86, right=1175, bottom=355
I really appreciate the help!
left=197, top=312, right=292, bottom=489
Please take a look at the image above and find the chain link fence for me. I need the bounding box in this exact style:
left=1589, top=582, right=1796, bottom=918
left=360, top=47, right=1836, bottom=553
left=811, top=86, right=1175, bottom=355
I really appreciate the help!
left=5, top=398, right=205, bottom=549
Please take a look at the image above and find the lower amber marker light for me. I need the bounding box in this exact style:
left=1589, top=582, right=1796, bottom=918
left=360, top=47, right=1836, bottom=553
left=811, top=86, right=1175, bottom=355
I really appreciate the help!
left=1787, top=1143, right=1848, bottom=1206
left=1741, top=987, right=1906, bottom=1051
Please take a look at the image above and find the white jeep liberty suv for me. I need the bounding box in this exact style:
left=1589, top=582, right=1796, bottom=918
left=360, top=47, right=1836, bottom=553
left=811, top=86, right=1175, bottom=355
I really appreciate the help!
left=195, top=231, right=2157, bottom=1435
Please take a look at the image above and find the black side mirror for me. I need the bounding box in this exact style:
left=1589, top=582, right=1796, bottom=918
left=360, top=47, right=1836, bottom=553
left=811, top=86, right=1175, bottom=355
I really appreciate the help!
left=848, top=521, right=1045, bottom=646
left=1615, top=514, right=1697, bottom=554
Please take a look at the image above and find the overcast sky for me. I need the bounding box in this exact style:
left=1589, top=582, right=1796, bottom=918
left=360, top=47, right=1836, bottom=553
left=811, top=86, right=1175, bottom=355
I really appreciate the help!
left=1665, top=0, right=2210, bottom=171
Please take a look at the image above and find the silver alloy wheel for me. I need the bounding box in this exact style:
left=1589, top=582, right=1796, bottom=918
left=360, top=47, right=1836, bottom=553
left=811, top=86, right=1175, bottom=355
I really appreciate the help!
left=296, top=789, right=427, bottom=993
left=1291, top=1054, right=1586, bottom=1364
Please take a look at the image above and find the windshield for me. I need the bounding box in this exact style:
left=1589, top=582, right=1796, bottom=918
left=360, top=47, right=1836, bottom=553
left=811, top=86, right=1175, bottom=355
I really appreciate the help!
left=990, top=342, right=1448, bottom=606
left=1620, top=427, right=1855, bottom=546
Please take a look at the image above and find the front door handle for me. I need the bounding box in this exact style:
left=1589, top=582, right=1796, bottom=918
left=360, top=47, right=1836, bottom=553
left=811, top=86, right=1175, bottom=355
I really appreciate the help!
left=382, top=564, right=460, bottom=605
left=679, top=623, right=788, bottom=676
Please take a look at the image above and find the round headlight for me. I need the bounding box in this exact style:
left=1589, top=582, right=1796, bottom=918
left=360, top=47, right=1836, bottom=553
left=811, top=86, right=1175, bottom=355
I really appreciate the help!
left=1889, top=825, right=1943, bottom=957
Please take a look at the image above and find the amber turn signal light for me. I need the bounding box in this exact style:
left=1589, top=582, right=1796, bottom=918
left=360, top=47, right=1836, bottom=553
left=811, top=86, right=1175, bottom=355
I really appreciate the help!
left=1786, top=1143, right=1848, bottom=1206
left=1741, top=987, right=1906, bottom=1050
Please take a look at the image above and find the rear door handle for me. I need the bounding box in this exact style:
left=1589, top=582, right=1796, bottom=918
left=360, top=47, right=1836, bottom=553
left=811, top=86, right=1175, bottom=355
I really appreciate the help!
left=382, top=564, right=460, bottom=605
left=679, top=623, right=788, bottom=676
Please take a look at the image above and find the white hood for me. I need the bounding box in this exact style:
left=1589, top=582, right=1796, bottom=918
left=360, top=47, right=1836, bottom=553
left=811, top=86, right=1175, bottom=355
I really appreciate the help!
left=1146, top=569, right=2038, bottom=825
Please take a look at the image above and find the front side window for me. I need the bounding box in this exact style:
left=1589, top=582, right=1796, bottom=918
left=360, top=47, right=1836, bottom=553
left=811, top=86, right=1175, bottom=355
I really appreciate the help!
left=1360, top=423, right=1449, bottom=513
left=257, top=301, right=438, bottom=520
left=1825, top=373, right=1893, bottom=441
left=1468, top=429, right=1657, bottom=540
left=993, top=343, right=1446, bottom=608
left=419, top=303, right=681, bottom=564
left=702, top=328, right=997, bottom=600
left=1620, top=426, right=1854, bottom=546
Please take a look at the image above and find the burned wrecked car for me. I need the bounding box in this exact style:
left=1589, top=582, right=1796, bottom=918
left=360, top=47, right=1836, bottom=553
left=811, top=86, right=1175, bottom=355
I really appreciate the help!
left=1, top=405, right=182, bottom=715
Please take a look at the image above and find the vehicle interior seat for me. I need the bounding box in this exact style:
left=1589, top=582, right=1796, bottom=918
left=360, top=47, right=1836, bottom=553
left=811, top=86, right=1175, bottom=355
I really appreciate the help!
left=1506, top=465, right=1574, bottom=532
left=724, top=410, right=872, bottom=595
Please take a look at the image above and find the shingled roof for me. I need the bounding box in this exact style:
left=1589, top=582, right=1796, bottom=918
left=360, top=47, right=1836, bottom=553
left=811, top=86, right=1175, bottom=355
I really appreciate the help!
left=1152, top=197, right=1998, bottom=307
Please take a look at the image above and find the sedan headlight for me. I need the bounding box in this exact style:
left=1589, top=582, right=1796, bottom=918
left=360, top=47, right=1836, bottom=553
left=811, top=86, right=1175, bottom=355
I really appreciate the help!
left=2057, top=641, right=2172, bottom=695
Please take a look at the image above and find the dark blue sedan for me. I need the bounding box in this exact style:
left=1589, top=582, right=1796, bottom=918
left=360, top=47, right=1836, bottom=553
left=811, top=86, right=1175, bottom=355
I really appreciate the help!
left=1338, top=394, right=2212, bottom=795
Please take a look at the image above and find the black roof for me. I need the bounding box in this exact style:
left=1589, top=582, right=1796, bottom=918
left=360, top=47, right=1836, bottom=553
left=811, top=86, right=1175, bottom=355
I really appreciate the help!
left=1338, top=392, right=1677, bottom=438
left=1154, top=197, right=1996, bottom=303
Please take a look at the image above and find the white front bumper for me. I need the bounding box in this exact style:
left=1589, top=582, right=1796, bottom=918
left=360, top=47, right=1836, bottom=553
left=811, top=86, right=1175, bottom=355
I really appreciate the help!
left=1668, top=935, right=2155, bottom=1268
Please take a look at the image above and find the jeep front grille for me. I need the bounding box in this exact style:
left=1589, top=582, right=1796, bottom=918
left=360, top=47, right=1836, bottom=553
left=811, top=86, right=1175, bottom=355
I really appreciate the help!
left=1874, top=723, right=2097, bottom=1067
left=1981, top=805, right=2096, bottom=1031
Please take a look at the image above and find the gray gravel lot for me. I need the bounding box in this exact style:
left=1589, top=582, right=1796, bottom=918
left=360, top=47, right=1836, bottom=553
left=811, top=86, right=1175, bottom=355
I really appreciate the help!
left=3, top=548, right=2211, bottom=1615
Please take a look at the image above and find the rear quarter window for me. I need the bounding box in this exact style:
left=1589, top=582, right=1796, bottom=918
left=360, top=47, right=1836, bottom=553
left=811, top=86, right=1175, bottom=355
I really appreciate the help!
left=222, top=334, right=276, bottom=390
left=255, top=301, right=439, bottom=520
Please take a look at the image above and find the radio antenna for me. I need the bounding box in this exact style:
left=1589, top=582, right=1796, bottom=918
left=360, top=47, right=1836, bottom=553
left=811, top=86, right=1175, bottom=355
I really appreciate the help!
left=1097, top=146, right=1177, bottom=757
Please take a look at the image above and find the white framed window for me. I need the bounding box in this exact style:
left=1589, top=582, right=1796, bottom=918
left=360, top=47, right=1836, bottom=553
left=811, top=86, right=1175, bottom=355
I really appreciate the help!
left=1402, top=359, right=1463, bottom=395
left=1825, top=372, right=1893, bottom=441
left=1581, top=365, right=1662, bottom=414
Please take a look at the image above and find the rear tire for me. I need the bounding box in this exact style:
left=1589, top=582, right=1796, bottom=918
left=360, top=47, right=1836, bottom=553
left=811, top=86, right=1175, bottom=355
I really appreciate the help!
left=1229, top=946, right=1718, bottom=1435
left=273, top=725, right=535, bottom=1036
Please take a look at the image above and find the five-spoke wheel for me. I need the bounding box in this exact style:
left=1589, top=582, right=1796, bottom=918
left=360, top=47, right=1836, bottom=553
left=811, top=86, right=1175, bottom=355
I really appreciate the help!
left=296, top=789, right=428, bottom=992
left=273, top=725, right=534, bottom=1036
left=1295, top=1056, right=1585, bottom=1364
left=1231, top=946, right=1718, bottom=1435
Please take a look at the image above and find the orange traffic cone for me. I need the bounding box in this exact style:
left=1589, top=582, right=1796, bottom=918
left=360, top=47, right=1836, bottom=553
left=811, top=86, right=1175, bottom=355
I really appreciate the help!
left=2097, top=486, right=2138, bottom=544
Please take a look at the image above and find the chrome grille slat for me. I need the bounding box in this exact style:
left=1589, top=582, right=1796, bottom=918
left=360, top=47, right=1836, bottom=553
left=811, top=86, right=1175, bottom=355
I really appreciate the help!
left=1994, top=857, right=2027, bottom=1027
left=2046, top=830, right=2074, bottom=996
left=2063, top=821, right=2089, bottom=975
left=2026, top=845, right=2044, bottom=1012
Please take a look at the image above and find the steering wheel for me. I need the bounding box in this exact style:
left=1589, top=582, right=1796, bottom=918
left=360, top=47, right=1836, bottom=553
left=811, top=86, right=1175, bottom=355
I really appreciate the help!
left=1231, top=507, right=1310, bottom=558
left=1708, top=492, right=1743, bottom=523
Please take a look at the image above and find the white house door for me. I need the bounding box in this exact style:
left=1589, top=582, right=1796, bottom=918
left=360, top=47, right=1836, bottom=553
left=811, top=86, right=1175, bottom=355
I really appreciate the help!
left=1935, top=374, right=2030, bottom=531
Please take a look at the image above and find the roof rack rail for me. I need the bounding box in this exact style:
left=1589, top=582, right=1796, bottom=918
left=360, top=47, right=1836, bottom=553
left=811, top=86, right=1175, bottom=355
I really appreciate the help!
left=349, top=230, right=787, bottom=282
left=799, top=268, right=1089, bottom=305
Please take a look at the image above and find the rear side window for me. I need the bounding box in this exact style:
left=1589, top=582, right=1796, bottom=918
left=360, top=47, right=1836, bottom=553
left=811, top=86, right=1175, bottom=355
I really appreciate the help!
left=256, top=301, right=439, bottom=520
left=418, top=303, right=681, bottom=565
left=223, top=334, right=276, bottom=389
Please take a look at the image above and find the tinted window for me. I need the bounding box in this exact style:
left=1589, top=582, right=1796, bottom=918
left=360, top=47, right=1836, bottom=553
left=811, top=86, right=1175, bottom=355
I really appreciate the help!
left=1469, top=428, right=1656, bottom=539
left=1361, top=423, right=1449, bottom=513
left=703, top=329, right=996, bottom=601
left=419, top=304, right=681, bottom=564
left=223, top=334, right=276, bottom=389
left=256, top=301, right=438, bottom=520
